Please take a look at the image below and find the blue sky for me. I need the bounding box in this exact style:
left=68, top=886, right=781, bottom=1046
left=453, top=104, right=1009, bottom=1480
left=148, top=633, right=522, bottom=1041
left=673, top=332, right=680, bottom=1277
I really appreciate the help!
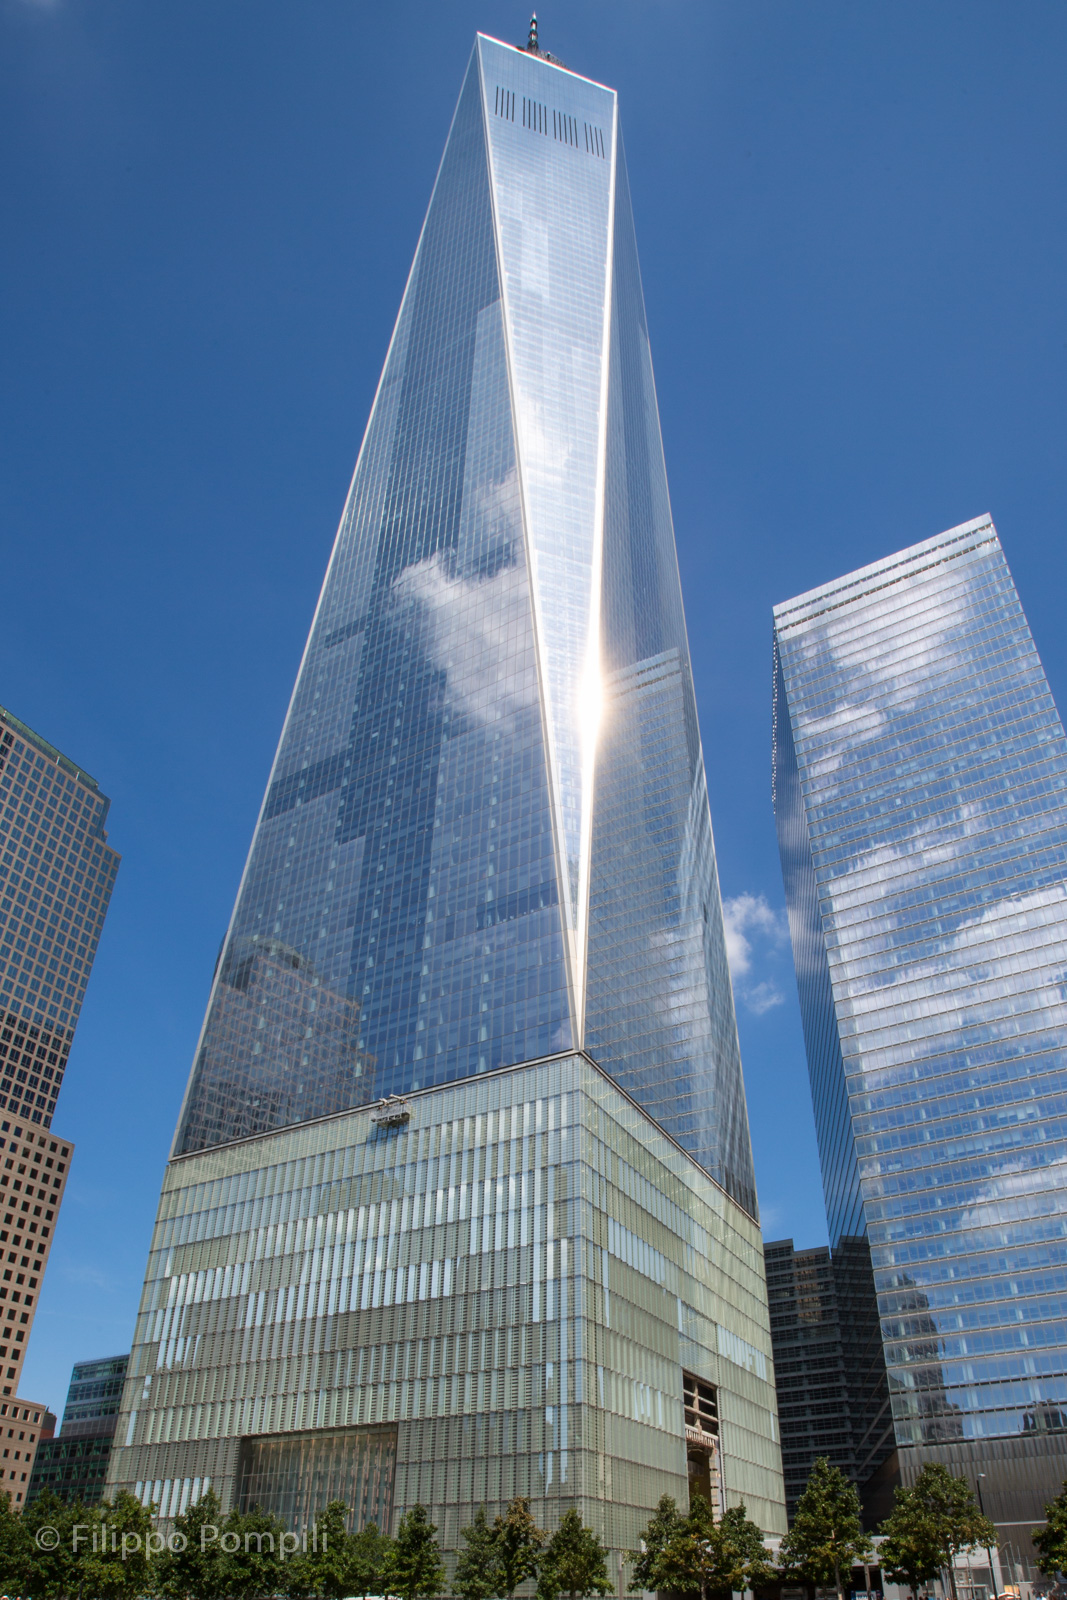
left=3, top=0, right=1066, bottom=1416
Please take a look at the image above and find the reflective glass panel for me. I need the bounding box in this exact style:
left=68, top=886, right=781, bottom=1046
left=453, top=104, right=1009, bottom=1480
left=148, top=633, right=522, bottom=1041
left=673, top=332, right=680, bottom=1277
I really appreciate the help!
left=774, top=517, right=1067, bottom=1452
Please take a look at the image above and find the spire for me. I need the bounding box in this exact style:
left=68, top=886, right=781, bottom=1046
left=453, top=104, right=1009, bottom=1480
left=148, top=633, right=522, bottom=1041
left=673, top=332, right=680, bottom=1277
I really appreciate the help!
left=520, top=11, right=566, bottom=66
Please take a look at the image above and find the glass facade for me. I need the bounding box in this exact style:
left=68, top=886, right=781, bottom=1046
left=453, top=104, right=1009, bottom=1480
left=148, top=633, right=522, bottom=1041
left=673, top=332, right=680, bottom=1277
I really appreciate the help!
left=171, top=34, right=756, bottom=1216
left=27, top=1353, right=129, bottom=1505
left=56, top=1353, right=130, bottom=1439
left=764, top=1236, right=894, bottom=1525
left=114, top=32, right=782, bottom=1551
left=773, top=516, right=1067, bottom=1525
left=108, top=1054, right=784, bottom=1556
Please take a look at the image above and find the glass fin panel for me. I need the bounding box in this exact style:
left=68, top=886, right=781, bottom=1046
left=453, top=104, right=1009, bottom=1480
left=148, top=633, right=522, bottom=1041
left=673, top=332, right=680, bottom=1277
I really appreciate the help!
left=480, top=37, right=616, bottom=1013
left=584, top=138, right=758, bottom=1217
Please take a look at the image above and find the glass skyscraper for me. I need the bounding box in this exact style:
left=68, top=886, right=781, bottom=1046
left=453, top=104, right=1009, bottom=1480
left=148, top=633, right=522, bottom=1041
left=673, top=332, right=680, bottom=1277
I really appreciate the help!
left=774, top=515, right=1067, bottom=1540
left=28, top=1352, right=129, bottom=1506
left=107, top=30, right=785, bottom=1562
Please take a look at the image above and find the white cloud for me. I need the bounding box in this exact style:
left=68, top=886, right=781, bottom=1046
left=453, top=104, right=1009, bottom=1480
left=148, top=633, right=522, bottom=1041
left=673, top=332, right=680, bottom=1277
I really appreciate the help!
left=722, top=893, right=789, bottom=1015
left=722, top=892, right=787, bottom=977
left=391, top=543, right=538, bottom=733
left=745, top=980, right=785, bottom=1016
left=958, top=1156, right=1067, bottom=1239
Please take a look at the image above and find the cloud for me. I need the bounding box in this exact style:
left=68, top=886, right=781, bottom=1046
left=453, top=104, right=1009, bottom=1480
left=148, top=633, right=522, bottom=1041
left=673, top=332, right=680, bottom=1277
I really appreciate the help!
left=722, top=892, right=787, bottom=977
left=957, top=1156, right=1067, bottom=1240
left=722, top=893, right=789, bottom=1014
left=745, top=980, right=785, bottom=1016
left=391, top=540, right=539, bottom=733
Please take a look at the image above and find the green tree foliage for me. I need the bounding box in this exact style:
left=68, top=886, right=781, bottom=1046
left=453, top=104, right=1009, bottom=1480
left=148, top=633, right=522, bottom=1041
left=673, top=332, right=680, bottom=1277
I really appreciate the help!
left=654, top=1495, right=773, bottom=1600
left=705, top=1503, right=777, bottom=1596
left=455, top=1506, right=504, bottom=1600
left=537, top=1509, right=612, bottom=1600
left=628, top=1494, right=683, bottom=1593
left=156, top=1486, right=231, bottom=1600
left=81, top=1493, right=160, bottom=1600
left=779, top=1457, right=872, bottom=1600
left=348, top=1520, right=393, bottom=1598
left=283, top=1501, right=362, bottom=1600
left=384, top=1503, right=447, bottom=1600
left=877, top=1464, right=995, bottom=1600
left=218, top=1504, right=287, bottom=1600
left=18, top=1488, right=89, bottom=1600
left=494, top=1497, right=547, bottom=1600
left=281, top=1502, right=392, bottom=1600
left=1034, top=1478, right=1067, bottom=1579
left=0, top=1486, right=34, bottom=1596
left=879, top=1481, right=955, bottom=1600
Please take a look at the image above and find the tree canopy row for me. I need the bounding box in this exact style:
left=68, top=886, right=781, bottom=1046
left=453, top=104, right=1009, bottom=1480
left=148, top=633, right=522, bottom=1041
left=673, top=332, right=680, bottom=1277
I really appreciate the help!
left=0, top=1488, right=611, bottom=1600
left=9, top=1459, right=1067, bottom=1600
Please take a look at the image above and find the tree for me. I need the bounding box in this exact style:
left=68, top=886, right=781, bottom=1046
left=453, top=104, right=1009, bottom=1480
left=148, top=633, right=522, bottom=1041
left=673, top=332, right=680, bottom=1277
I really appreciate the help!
left=19, top=1489, right=87, bottom=1600
left=629, top=1495, right=683, bottom=1593
left=156, top=1486, right=231, bottom=1600
left=81, top=1492, right=160, bottom=1600
left=1034, top=1478, right=1067, bottom=1579
left=879, top=1483, right=950, bottom=1600
left=384, top=1504, right=447, bottom=1600
left=879, top=1464, right=995, bottom=1600
left=656, top=1494, right=774, bottom=1600
left=778, top=1457, right=872, bottom=1600
left=0, top=1489, right=33, bottom=1597
left=494, top=1497, right=547, bottom=1600
left=284, top=1501, right=360, bottom=1600
left=455, top=1506, right=504, bottom=1600
left=537, top=1510, right=612, bottom=1600
left=349, top=1520, right=393, bottom=1598
left=218, top=1503, right=287, bottom=1600
left=706, top=1504, right=777, bottom=1596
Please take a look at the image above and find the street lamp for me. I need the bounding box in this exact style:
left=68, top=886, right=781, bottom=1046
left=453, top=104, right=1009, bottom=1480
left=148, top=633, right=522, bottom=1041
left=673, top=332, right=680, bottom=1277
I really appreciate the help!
left=976, top=1475, right=998, bottom=1600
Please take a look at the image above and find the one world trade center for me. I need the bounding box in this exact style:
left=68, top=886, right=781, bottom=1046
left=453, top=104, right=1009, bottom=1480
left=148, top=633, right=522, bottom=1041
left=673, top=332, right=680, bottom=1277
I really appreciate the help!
left=108, top=26, right=786, bottom=1563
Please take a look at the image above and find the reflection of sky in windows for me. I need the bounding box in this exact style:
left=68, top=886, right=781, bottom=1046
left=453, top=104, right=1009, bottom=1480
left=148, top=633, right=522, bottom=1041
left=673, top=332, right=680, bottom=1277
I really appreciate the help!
left=173, top=36, right=755, bottom=1222
left=774, top=516, right=1067, bottom=1443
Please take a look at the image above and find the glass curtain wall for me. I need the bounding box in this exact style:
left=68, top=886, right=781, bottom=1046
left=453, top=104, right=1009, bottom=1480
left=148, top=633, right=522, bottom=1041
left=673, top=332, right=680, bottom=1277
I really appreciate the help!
left=111, top=1055, right=785, bottom=1554
left=171, top=33, right=757, bottom=1218
left=773, top=516, right=1067, bottom=1518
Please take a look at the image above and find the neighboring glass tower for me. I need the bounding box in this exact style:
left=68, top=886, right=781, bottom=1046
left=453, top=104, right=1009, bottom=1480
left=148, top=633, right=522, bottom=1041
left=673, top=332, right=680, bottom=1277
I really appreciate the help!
left=28, top=1352, right=129, bottom=1506
left=108, top=30, right=784, bottom=1561
left=773, top=515, right=1067, bottom=1539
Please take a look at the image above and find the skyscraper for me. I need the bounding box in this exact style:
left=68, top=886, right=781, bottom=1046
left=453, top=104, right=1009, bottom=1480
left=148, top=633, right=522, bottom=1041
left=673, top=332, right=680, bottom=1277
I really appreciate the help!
left=28, top=1352, right=129, bottom=1506
left=763, top=1237, right=894, bottom=1524
left=773, top=514, right=1067, bottom=1539
left=0, top=706, right=119, bottom=1127
left=0, top=705, right=116, bottom=1401
left=0, top=1396, right=54, bottom=1509
left=107, top=28, right=785, bottom=1561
